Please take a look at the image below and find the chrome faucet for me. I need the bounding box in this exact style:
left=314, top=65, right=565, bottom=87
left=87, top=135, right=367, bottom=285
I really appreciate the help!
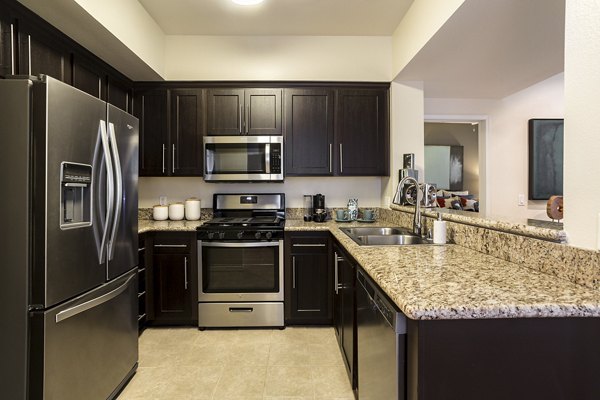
left=393, top=176, right=423, bottom=236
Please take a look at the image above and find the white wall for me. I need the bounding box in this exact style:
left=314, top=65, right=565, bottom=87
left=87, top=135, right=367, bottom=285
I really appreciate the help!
left=164, top=36, right=392, bottom=81
left=564, top=1, right=600, bottom=250
left=391, top=0, right=465, bottom=78
left=381, top=81, right=425, bottom=205
left=139, top=177, right=382, bottom=210
left=425, top=73, right=564, bottom=221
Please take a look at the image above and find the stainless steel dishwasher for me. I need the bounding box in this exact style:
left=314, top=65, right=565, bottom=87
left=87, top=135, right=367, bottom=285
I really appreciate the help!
left=357, top=268, right=407, bottom=400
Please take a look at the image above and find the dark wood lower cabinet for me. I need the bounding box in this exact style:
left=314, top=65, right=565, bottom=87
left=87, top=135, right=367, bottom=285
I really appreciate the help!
left=147, top=232, right=198, bottom=325
left=332, top=242, right=356, bottom=390
left=408, top=317, right=600, bottom=400
left=137, top=235, right=147, bottom=332
left=284, top=232, right=332, bottom=325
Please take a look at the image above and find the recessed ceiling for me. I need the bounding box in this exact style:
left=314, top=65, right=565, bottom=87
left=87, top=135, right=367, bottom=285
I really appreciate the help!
left=396, top=0, right=565, bottom=98
left=138, top=0, right=413, bottom=36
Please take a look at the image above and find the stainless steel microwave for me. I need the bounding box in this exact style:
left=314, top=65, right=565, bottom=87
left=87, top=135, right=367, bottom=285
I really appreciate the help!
left=203, top=136, right=283, bottom=182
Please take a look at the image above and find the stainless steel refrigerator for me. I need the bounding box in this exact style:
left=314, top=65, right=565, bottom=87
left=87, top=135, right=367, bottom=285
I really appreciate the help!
left=0, top=75, right=139, bottom=400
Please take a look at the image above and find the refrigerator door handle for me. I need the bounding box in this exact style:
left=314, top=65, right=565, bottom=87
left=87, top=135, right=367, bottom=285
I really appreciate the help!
left=107, top=122, right=122, bottom=261
left=99, top=121, right=114, bottom=264
left=55, top=274, right=135, bottom=323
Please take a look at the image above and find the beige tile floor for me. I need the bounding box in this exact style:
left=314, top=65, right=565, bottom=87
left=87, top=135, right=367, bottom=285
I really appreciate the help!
left=117, top=326, right=354, bottom=400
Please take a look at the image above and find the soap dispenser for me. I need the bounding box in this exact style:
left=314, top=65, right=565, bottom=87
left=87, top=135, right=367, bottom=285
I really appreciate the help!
left=433, top=213, right=447, bottom=244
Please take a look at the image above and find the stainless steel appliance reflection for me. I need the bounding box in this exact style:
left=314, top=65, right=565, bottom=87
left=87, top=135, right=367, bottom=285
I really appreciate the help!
left=197, top=193, right=285, bottom=328
left=0, top=75, right=139, bottom=400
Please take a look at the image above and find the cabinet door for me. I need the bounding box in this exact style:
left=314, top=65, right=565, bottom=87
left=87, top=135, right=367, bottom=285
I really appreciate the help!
left=18, top=21, right=71, bottom=83
left=284, top=89, right=334, bottom=175
left=333, top=243, right=357, bottom=389
left=0, top=14, right=16, bottom=77
left=152, top=253, right=192, bottom=323
left=133, top=89, right=169, bottom=176
left=285, top=233, right=332, bottom=324
left=245, top=88, right=282, bottom=135
left=107, top=75, right=132, bottom=112
left=335, top=89, right=389, bottom=176
left=72, top=53, right=105, bottom=99
left=206, top=89, right=244, bottom=135
left=170, top=88, right=205, bottom=176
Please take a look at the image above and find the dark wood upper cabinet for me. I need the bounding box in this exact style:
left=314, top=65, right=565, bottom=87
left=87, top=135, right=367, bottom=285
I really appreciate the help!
left=72, top=54, right=105, bottom=99
left=284, top=88, right=335, bottom=175
left=107, top=75, right=132, bottom=112
left=170, top=88, right=205, bottom=176
left=207, top=88, right=282, bottom=135
left=335, top=89, right=389, bottom=176
left=17, top=19, right=71, bottom=84
left=0, top=12, right=16, bottom=77
left=133, top=88, right=170, bottom=176
left=206, top=89, right=244, bottom=135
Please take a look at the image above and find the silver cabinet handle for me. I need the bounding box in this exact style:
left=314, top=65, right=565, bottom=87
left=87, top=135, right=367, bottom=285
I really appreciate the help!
left=292, top=243, right=326, bottom=247
left=10, top=24, right=15, bottom=75
left=184, top=256, right=188, bottom=290
left=56, top=274, right=135, bottom=323
left=239, top=104, right=243, bottom=134
left=172, top=144, right=175, bottom=174
left=292, top=256, right=296, bottom=289
left=162, top=143, right=166, bottom=173
left=329, top=143, right=332, bottom=173
left=154, top=244, right=187, bottom=248
left=27, top=35, right=31, bottom=75
left=339, top=143, right=343, bottom=173
left=245, top=104, right=248, bottom=134
left=334, top=252, right=339, bottom=294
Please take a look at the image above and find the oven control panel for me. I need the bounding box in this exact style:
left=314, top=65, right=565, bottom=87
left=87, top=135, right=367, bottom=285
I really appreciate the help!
left=197, top=229, right=284, bottom=241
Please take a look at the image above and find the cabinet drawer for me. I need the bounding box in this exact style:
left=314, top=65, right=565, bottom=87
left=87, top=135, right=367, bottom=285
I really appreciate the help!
left=286, top=232, right=330, bottom=254
left=152, top=232, right=194, bottom=253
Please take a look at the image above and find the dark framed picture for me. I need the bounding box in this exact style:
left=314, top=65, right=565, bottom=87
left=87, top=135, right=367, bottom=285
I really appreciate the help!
left=528, top=119, right=563, bottom=200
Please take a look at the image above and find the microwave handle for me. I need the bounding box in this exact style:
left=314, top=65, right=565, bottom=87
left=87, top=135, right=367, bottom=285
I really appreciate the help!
left=265, top=143, right=271, bottom=174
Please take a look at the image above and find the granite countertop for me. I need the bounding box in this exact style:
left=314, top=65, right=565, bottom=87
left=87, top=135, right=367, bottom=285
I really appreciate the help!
left=286, top=219, right=600, bottom=320
left=138, top=218, right=207, bottom=234
left=139, top=217, right=600, bottom=321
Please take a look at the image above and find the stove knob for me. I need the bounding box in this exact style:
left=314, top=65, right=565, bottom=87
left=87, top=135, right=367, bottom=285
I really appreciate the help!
left=237, top=231, right=244, bottom=239
left=254, top=232, right=262, bottom=240
left=218, top=232, right=226, bottom=240
left=207, top=232, right=215, bottom=240
left=265, top=231, right=273, bottom=240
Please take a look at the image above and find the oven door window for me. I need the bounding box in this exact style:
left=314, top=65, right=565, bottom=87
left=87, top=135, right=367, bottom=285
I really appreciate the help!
left=202, top=245, right=279, bottom=293
left=205, top=143, right=267, bottom=174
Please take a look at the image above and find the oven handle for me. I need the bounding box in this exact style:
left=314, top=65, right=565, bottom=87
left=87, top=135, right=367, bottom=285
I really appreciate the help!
left=199, top=241, right=281, bottom=248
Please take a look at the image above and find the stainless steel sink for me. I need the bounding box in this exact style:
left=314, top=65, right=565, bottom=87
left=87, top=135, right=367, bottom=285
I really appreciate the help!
left=340, top=227, right=433, bottom=246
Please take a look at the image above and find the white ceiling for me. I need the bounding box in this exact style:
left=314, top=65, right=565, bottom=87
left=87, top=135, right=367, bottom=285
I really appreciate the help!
left=396, top=0, right=565, bottom=98
left=138, top=0, right=413, bottom=36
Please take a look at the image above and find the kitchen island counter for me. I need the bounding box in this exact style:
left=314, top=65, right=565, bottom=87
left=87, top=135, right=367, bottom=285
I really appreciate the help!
left=285, top=219, right=600, bottom=320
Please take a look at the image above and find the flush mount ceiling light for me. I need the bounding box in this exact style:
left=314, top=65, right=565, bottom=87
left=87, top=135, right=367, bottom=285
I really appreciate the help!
left=232, top=0, right=264, bottom=5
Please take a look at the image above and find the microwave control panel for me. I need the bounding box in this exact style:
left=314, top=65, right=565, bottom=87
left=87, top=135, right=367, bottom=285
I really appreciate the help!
left=271, top=144, right=281, bottom=174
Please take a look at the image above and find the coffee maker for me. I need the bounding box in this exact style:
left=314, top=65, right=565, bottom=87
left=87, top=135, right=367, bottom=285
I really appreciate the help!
left=313, top=194, right=327, bottom=222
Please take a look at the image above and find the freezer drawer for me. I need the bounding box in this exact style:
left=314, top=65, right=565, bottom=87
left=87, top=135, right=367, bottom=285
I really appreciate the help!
left=29, top=270, right=139, bottom=400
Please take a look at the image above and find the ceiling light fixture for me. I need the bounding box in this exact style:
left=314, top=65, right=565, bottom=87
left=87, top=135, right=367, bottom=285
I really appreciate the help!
left=232, top=0, right=264, bottom=5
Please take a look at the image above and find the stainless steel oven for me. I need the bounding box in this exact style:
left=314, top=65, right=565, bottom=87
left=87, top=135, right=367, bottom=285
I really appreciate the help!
left=197, top=193, right=285, bottom=328
left=203, top=136, right=283, bottom=182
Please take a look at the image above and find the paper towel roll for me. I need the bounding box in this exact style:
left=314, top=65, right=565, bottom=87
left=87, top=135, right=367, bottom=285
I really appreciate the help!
left=185, top=197, right=201, bottom=220
left=168, top=203, right=185, bottom=220
left=433, top=219, right=447, bottom=244
left=153, top=205, right=168, bottom=221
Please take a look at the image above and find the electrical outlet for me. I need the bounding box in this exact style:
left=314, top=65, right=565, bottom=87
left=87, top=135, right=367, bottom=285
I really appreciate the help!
left=518, top=194, right=525, bottom=206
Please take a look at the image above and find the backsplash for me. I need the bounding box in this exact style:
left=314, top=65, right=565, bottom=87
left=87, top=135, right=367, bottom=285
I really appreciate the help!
left=379, top=207, right=599, bottom=290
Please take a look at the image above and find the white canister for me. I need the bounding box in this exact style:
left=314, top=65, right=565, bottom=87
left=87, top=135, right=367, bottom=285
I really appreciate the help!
left=153, top=205, right=168, bottom=221
left=185, top=197, right=201, bottom=220
left=168, top=202, right=185, bottom=220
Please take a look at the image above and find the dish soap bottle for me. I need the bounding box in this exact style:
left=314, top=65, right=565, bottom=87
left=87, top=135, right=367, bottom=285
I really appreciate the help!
left=347, top=199, right=358, bottom=221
